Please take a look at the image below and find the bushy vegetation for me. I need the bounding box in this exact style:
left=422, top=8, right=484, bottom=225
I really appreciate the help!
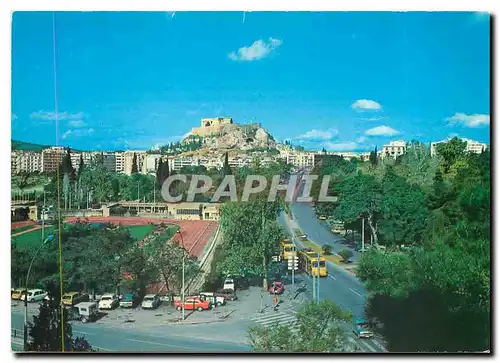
left=313, top=137, right=490, bottom=352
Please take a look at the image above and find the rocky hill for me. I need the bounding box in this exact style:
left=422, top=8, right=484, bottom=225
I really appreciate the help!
left=181, top=123, right=278, bottom=158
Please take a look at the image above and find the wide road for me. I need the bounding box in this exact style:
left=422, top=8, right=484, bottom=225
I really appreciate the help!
left=11, top=309, right=251, bottom=353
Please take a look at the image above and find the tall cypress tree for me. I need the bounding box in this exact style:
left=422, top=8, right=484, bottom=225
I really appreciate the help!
left=78, top=154, right=85, bottom=177
left=222, top=152, right=232, bottom=176
left=131, top=153, right=138, bottom=174
left=161, top=159, right=170, bottom=185
left=62, top=147, right=73, bottom=175
left=369, top=146, right=378, bottom=166
left=156, top=158, right=163, bottom=188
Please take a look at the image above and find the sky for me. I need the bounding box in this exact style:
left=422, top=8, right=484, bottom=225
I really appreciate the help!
left=11, top=11, right=490, bottom=152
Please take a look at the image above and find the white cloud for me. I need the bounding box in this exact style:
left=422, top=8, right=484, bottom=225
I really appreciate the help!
left=356, top=116, right=388, bottom=121
left=356, top=136, right=366, bottom=143
left=228, top=37, right=282, bottom=61
left=323, top=141, right=359, bottom=151
left=445, top=112, right=490, bottom=128
left=68, top=119, right=86, bottom=128
left=61, top=128, right=94, bottom=139
left=295, top=128, right=339, bottom=141
left=365, top=125, right=399, bottom=136
left=30, top=110, right=86, bottom=121
left=351, top=99, right=383, bottom=111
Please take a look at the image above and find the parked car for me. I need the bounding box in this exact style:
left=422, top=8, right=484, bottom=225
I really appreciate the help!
left=67, top=302, right=99, bottom=323
left=141, top=294, right=161, bottom=309
left=62, top=292, right=90, bottom=306
left=98, top=293, right=119, bottom=310
left=268, top=281, right=284, bottom=295
left=119, top=293, right=139, bottom=308
left=215, top=289, right=238, bottom=301
left=11, top=288, right=27, bottom=300
left=174, top=297, right=211, bottom=312
left=223, top=278, right=235, bottom=291
left=353, top=317, right=374, bottom=339
left=318, top=215, right=327, bottom=220
left=21, top=289, right=48, bottom=302
left=199, top=292, right=225, bottom=307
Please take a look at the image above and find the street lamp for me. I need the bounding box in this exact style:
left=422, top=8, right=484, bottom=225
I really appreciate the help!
left=176, top=230, right=185, bottom=321
left=23, top=234, right=54, bottom=351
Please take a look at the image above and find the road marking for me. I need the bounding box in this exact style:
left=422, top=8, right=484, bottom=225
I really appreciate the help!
left=371, top=339, right=388, bottom=352
left=328, top=275, right=337, bottom=281
left=356, top=338, right=377, bottom=352
left=349, top=288, right=363, bottom=297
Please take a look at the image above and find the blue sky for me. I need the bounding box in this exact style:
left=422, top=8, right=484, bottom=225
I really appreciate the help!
left=12, top=11, right=490, bottom=151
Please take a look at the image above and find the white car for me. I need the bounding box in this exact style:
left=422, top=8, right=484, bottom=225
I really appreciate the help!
left=223, top=278, right=235, bottom=291
left=98, top=293, right=119, bottom=310
left=199, top=292, right=225, bottom=307
left=21, top=289, right=48, bottom=302
left=141, top=294, right=161, bottom=309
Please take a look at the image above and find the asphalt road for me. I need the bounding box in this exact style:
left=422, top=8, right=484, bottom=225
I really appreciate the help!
left=11, top=309, right=251, bottom=353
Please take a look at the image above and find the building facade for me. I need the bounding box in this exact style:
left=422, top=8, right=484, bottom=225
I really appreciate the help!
left=41, top=147, right=65, bottom=173
left=381, top=140, right=407, bottom=159
left=142, top=154, right=162, bottom=174
left=123, top=151, right=146, bottom=175
left=115, top=152, right=125, bottom=172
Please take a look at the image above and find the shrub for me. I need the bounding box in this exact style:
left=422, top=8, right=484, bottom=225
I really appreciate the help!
left=339, top=248, right=353, bottom=263
left=322, top=244, right=333, bottom=255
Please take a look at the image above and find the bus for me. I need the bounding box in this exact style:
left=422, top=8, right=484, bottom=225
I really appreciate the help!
left=298, top=249, right=328, bottom=277
left=280, top=238, right=296, bottom=261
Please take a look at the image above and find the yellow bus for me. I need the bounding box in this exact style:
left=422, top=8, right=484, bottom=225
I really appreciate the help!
left=280, top=238, right=296, bottom=261
left=298, top=249, right=328, bottom=277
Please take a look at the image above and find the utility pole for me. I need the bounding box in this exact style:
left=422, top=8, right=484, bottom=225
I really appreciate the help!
left=362, top=218, right=365, bottom=252
left=312, top=262, right=316, bottom=302
left=316, top=252, right=320, bottom=303
left=42, top=192, right=46, bottom=242
left=176, top=230, right=185, bottom=321
left=137, top=181, right=140, bottom=202
left=153, top=180, right=156, bottom=214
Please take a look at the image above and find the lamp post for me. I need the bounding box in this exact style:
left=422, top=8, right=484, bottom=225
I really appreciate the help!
left=23, top=235, right=53, bottom=351
left=176, top=230, right=185, bottom=321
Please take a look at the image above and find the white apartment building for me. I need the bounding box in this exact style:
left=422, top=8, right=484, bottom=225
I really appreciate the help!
left=430, top=138, right=488, bottom=157
left=142, top=154, right=163, bottom=174
left=198, top=157, right=223, bottom=170
left=123, top=151, right=146, bottom=175
left=115, top=152, right=125, bottom=172
left=228, top=156, right=252, bottom=168
left=17, top=151, right=43, bottom=173
left=381, top=140, right=407, bottom=159
left=70, top=151, right=93, bottom=171
left=285, top=152, right=315, bottom=168
left=171, top=156, right=198, bottom=172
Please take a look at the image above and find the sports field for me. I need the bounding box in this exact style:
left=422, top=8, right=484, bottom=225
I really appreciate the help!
left=11, top=224, right=155, bottom=250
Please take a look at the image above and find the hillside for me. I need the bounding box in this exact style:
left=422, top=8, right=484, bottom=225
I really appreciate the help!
left=11, top=139, right=49, bottom=151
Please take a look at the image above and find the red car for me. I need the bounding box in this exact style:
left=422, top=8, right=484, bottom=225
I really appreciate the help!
left=268, top=281, right=284, bottom=295
left=174, top=296, right=211, bottom=311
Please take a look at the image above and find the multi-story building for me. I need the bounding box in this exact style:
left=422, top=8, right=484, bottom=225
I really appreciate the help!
left=115, top=152, right=125, bottom=173
left=142, top=154, right=162, bottom=174
left=11, top=151, right=19, bottom=174
left=430, top=138, right=488, bottom=157
left=17, top=151, right=43, bottom=173
left=123, top=151, right=146, bottom=175
left=171, top=156, right=198, bottom=172
left=381, top=140, right=407, bottom=159
left=70, top=151, right=93, bottom=171
left=285, top=152, right=315, bottom=168
left=41, top=147, right=65, bottom=173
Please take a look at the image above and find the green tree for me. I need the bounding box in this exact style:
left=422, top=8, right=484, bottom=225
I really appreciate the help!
left=334, top=173, right=383, bottom=244
left=222, top=152, right=232, bottom=176
left=248, top=300, right=353, bottom=352
left=369, top=146, right=378, bottom=166
left=156, top=158, right=164, bottom=189
left=131, top=153, right=138, bottom=174
left=77, top=154, right=85, bottom=177
left=26, top=299, right=94, bottom=352
left=436, top=137, right=467, bottom=173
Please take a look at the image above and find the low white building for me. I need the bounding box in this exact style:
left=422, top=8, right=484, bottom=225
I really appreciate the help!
left=381, top=140, right=407, bottom=159
left=430, top=138, right=488, bottom=156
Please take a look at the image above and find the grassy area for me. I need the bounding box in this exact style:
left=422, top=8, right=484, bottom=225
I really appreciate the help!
left=11, top=225, right=36, bottom=234
left=126, top=224, right=155, bottom=241
left=11, top=226, right=55, bottom=250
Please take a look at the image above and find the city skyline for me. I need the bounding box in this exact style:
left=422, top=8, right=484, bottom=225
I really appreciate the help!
left=12, top=11, right=490, bottom=151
